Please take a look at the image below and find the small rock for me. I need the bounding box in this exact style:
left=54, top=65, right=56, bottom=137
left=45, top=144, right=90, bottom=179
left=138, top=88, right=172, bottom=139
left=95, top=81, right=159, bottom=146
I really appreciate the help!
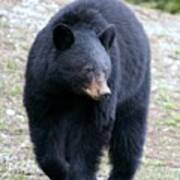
left=6, top=109, right=15, bottom=116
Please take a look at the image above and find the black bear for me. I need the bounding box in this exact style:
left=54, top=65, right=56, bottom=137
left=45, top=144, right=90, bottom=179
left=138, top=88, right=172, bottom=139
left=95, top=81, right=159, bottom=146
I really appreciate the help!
left=24, top=0, right=150, bottom=179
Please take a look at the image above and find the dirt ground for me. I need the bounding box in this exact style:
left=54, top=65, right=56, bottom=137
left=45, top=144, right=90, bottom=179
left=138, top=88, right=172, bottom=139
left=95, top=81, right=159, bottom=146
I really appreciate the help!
left=0, top=0, right=180, bottom=180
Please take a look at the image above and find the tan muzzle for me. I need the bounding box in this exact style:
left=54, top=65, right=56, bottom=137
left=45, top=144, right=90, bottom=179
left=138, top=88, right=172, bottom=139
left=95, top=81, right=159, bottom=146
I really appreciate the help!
left=83, top=74, right=111, bottom=100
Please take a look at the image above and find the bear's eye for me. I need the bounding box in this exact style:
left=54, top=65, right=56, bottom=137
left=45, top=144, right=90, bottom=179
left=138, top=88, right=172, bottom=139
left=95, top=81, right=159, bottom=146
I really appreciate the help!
left=83, top=65, right=94, bottom=73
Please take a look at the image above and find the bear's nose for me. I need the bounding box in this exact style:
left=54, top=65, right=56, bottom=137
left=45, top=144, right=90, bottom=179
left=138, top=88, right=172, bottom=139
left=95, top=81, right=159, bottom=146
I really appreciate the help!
left=97, top=80, right=111, bottom=96
left=83, top=73, right=111, bottom=100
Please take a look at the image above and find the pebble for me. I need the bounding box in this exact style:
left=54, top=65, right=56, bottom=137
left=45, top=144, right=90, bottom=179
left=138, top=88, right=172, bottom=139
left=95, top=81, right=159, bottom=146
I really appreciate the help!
left=6, top=109, right=15, bottom=116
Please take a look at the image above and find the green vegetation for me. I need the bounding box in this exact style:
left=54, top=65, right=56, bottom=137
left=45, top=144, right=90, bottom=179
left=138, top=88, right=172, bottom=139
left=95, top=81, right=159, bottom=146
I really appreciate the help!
left=160, top=114, right=180, bottom=127
left=174, top=48, right=180, bottom=56
left=127, top=0, right=180, bottom=13
left=9, top=175, right=25, bottom=180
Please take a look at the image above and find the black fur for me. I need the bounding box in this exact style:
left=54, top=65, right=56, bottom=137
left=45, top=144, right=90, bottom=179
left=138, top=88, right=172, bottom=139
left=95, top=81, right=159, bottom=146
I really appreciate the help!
left=24, top=0, right=150, bottom=179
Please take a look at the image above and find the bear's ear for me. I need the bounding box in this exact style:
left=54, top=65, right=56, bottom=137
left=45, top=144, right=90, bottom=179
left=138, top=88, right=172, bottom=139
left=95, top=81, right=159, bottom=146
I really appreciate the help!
left=53, top=23, right=75, bottom=51
left=98, top=25, right=116, bottom=50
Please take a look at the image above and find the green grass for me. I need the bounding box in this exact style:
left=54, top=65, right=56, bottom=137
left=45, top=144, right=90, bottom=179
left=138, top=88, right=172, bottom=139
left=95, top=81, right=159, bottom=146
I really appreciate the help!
left=161, top=114, right=180, bottom=127
left=0, top=19, right=9, bottom=29
left=135, top=157, right=180, bottom=180
left=174, top=48, right=180, bottom=56
left=126, top=0, right=180, bottom=13
left=10, top=84, right=22, bottom=97
left=136, top=164, right=180, bottom=180
left=11, top=175, right=25, bottom=180
left=154, top=87, right=180, bottom=128
left=6, top=60, right=17, bottom=72
left=0, top=174, right=26, bottom=180
left=155, top=88, right=178, bottom=111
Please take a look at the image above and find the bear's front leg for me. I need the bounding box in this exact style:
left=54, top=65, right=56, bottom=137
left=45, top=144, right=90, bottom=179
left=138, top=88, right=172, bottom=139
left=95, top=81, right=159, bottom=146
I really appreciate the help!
left=30, top=118, right=69, bottom=180
left=66, top=119, right=106, bottom=180
left=109, top=82, right=149, bottom=180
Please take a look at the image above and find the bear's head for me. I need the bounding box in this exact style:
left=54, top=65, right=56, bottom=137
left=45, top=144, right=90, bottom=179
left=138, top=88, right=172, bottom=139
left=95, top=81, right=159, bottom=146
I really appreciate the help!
left=50, top=23, right=115, bottom=100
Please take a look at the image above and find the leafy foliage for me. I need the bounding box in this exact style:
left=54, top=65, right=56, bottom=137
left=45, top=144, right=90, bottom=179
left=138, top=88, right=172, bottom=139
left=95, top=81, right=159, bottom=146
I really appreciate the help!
left=127, top=0, right=180, bottom=13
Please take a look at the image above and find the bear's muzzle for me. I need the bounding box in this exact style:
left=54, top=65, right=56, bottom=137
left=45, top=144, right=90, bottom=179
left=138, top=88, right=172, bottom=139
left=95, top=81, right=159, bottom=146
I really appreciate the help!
left=83, top=74, right=111, bottom=100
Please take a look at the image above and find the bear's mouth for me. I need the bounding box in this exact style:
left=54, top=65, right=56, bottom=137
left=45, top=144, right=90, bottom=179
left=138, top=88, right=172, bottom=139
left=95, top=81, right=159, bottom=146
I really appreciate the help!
left=82, top=74, right=111, bottom=100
